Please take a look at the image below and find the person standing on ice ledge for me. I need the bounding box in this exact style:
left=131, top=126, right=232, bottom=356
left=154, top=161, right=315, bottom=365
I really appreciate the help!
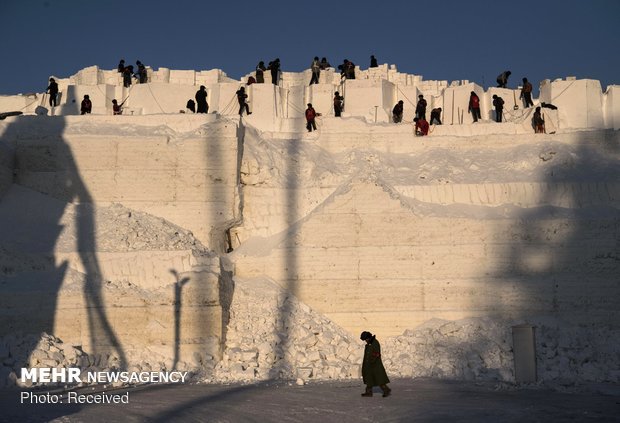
left=333, top=91, right=344, bottom=117
left=195, top=85, right=208, bottom=113
left=360, top=331, right=391, bottom=397
left=492, top=94, right=504, bottom=122
left=496, top=70, right=511, bottom=88
left=310, top=57, right=321, bottom=85
left=415, top=94, right=427, bottom=120
left=520, top=77, right=534, bottom=108
left=236, top=87, right=251, bottom=116
left=370, top=55, right=378, bottom=68
left=80, top=95, right=92, bottom=115
left=268, top=58, right=280, bottom=85
left=392, top=100, right=404, bottom=123
left=305, top=103, right=320, bottom=132
left=468, top=91, right=481, bottom=122
left=46, top=78, right=59, bottom=108
left=255, top=61, right=266, bottom=83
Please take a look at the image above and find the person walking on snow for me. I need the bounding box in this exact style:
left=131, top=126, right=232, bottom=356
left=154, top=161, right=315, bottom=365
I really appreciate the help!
left=310, top=57, right=321, bottom=85
left=496, top=70, right=511, bottom=88
left=492, top=94, right=504, bottom=122
left=392, top=100, right=404, bottom=123
left=46, top=78, right=59, bottom=107
left=415, top=94, right=427, bottom=120
left=360, top=331, right=391, bottom=397
left=195, top=86, right=209, bottom=113
left=236, top=87, right=251, bottom=116
left=305, top=103, right=320, bottom=132
left=468, top=91, right=481, bottom=122
left=520, top=77, right=534, bottom=107
left=80, top=95, right=92, bottom=115
left=333, top=91, right=344, bottom=117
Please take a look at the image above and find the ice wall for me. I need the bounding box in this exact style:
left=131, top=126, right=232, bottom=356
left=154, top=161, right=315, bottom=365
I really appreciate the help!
left=2, top=65, right=617, bottom=133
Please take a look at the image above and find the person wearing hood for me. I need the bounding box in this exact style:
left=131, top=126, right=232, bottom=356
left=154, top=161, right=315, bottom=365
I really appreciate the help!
left=392, top=100, right=404, bottom=123
left=255, top=61, right=266, bottom=83
left=195, top=85, right=209, bottom=113
left=360, top=331, right=391, bottom=397
left=80, top=95, right=92, bottom=115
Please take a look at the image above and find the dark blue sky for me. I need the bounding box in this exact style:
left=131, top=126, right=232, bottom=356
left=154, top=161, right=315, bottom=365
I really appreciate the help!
left=1, top=0, right=619, bottom=95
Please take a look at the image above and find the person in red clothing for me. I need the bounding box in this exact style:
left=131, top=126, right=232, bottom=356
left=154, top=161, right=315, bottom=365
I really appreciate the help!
left=305, top=103, right=321, bottom=132
left=468, top=91, right=481, bottom=122
left=414, top=117, right=429, bottom=136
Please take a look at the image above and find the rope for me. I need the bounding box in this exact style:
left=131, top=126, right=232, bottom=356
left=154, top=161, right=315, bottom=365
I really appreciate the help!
left=220, top=92, right=239, bottom=115
left=146, top=83, right=166, bottom=113
left=396, top=86, right=417, bottom=109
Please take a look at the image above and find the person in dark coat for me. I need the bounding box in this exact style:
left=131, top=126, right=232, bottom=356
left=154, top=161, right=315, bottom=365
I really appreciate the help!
left=541, top=102, right=558, bottom=110
left=415, top=95, right=427, bottom=120
left=360, top=331, right=391, bottom=397
left=333, top=91, right=344, bottom=117
left=255, top=61, right=266, bottom=83
left=520, top=77, right=534, bottom=107
left=186, top=99, right=195, bottom=113
left=370, top=55, right=378, bottom=68
left=136, top=60, right=147, bottom=84
left=46, top=78, right=59, bottom=107
left=236, top=87, right=251, bottom=116
left=430, top=107, right=442, bottom=125
left=345, top=60, right=356, bottom=79
left=123, top=65, right=133, bottom=88
left=468, top=91, right=481, bottom=122
left=80, top=95, right=92, bottom=115
left=392, top=100, right=404, bottom=123
left=117, top=59, right=125, bottom=73
left=195, top=85, right=208, bottom=113
left=268, top=58, right=280, bottom=85
left=310, top=56, right=320, bottom=85
left=533, top=106, right=545, bottom=133
left=305, top=103, right=320, bottom=132
left=319, top=57, right=331, bottom=70
left=492, top=94, right=504, bottom=122
left=112, top=99, right=123, bottom=115
left=496, top=70, right=511, bottom=88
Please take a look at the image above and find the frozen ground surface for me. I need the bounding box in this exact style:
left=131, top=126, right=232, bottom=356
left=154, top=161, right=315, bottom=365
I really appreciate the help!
left=2, top=378, right=619, bottom=423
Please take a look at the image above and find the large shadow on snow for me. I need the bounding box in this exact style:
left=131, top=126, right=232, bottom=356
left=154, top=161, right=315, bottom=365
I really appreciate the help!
left=499, top=130, right=620, bottom=326
left=0, top=115, right=127, bottom=375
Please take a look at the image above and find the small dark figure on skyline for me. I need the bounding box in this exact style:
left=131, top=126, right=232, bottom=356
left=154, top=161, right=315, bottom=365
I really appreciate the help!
left=319, top=57, right=331, bottom=70
left=80, top=95, right=92, bottom=115
left=497, top=70, right=511, bottom=88
left=195, top=85, right=209, bottom=113
left=520, top=77, right=534, bottom=107
left=268, top=58, right=281, bottom=85
left=370, top=55, right=378, bottom=68
left=123, top=66, right=133, bottom=88
left=136, top=60, right=147, bottom=84
left=310, top=57, right=320, bottom=85
left=46, top=77, right=59, bottom=107
left=117, top=59, right=125, bottom=73
left=255, top=61, right=266, bottom=83
left=360, top=331, right=391, bottom=398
